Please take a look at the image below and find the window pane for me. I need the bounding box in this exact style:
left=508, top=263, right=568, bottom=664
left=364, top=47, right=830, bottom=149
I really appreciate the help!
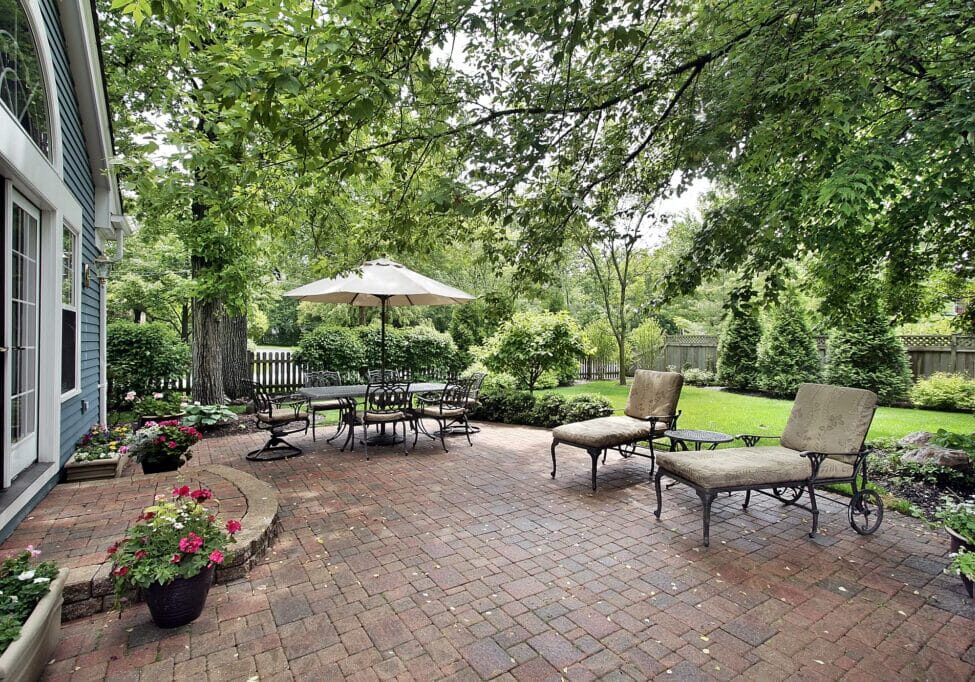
left=62, top=227, right=75, bottom=306
left=0, top=0, right=52, bottom=156
left=61, top=309, right=77, bottom=393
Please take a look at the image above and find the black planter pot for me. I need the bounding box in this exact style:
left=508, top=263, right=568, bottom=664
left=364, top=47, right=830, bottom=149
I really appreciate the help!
left=140, top=458, right=183, bottom=474
left=145, top=565, right=215, bottom=628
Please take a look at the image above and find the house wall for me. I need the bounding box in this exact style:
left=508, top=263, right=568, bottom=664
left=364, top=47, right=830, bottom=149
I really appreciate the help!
left=39, top=0, right=102, bottom=463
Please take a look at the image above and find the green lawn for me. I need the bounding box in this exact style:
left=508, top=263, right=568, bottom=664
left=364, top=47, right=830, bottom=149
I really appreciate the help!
left=548, top=381, right=974, bottom=443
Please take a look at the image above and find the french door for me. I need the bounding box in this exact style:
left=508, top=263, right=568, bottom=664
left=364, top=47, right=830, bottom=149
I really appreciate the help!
left=2, top=188, right=40, bottom=484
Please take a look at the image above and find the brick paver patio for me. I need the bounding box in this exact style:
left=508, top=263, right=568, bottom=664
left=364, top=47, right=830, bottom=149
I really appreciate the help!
left=34, top=422, right=975, bottom=680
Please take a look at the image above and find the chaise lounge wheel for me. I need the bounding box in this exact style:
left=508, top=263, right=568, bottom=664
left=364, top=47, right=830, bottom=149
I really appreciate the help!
left=771, top=486, right=803, bottom=504
left=849, top=489, right=883, bottom=535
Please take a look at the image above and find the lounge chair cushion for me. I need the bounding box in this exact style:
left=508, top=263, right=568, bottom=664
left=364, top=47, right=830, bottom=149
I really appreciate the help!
left=552, top=416, right=665, bottom=449
left=655, top=445, right=854, bottom=489
left=781, top=383, right=878, bottom=463
left=625, top=370, right=683, bottom=420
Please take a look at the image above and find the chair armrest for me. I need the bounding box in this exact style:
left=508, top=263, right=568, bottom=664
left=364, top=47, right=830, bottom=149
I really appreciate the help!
left=270, top=394, right=309, bottom=414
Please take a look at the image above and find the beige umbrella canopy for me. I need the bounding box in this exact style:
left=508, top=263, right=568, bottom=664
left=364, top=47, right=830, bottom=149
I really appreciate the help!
left=284, top=259, right=474, bottom=376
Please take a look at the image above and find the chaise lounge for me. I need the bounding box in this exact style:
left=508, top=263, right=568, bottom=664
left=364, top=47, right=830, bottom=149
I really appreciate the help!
left=654, top=383, right=884, bottom=546
left=550, top=370, right=683, bottom=490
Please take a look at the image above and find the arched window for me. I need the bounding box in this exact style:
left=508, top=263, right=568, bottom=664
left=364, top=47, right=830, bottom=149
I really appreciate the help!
left=0, top=0, right=51, bottom=157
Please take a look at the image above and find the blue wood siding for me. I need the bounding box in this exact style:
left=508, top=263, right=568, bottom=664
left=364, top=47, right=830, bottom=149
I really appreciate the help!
left=39, top=0, right=101, bottom=464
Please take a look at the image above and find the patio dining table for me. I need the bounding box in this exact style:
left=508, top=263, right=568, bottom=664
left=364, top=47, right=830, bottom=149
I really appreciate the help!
left=299, top=382, right=448, bottom=446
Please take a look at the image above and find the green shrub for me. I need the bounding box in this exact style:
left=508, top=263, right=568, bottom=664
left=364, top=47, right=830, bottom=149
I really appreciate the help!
left=479, top=311, right=586, bottom=391
left=756, top=293, right=821, bottom=396
left=475, top=387, right=536, bottom=424
left=531, top=394, right=569, bottom=427
left=681, top=367, right=716, bottom=386
left=562, top=393, right=613, bottom=422
left=358, top=324, right=463, bottom=378
left=294, top=325, right=366, bottom=375
left=629, top=318, right=665, bottom=370
left=825, top=296, right=912, bottom=404
left=716, top=301, right=762, bottom=389
left=910, top=373, right=975, bottom=411
left=107, top=321, right=190, bottom=405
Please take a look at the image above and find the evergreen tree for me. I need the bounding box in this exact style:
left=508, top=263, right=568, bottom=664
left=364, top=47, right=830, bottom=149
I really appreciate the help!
left=825, top=294, right=912, bottom=405
left=757, top=293, right=821, bottom=396
left=716, top=300, right=762, bottom=389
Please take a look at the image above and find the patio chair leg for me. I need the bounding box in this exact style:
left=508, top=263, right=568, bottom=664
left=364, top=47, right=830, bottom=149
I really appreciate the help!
left=341, top=416, right=355, bottom=451
left=463, top=415, right=473, bottom=447
left=438, top=419, right=448, bottom=453
left=363, top=424, right=370, bottom=461
left=653, top=470, right=664, bottom=519
left=807, top=483, right=820, bottom=538
left=403, top=423, right=410, bottom=456
left=327, top=409, right=348, bottom=443
left=742, top=490, right=751, bottom=509
left=602, top=450, right=607, bottom=465
left=412, top=419, right=420, bottom=448
left=698, top=491, right=716, bottom=547
left=588, top=448, right=601, bottom=490
left=312, top=411, right=317, bottom=442
left=550, top=442, right=558, bottom=479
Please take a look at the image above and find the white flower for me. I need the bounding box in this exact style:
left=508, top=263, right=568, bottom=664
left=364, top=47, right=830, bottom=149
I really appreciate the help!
left=17, top=570, right=35, bottom=581
left=32, top=577, right=50, bottom=584
left=153, top=392, right=164, bottom=399
left=173, top=522, right=184, bottom=530
left=9, top=596, right=17, bottom=603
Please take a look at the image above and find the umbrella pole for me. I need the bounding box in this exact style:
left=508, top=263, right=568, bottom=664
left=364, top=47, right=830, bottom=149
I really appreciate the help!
left=380, top=296, right=388, bottom=380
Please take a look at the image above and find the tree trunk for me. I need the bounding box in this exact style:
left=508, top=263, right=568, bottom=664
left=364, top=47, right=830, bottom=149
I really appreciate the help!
left=618, top=336, right=627, bottom=386
left=191, top=253, right=225, bottom=404
left=222, top=313, right=248, bottom=399
left=181, top=303, right=190, bottom=341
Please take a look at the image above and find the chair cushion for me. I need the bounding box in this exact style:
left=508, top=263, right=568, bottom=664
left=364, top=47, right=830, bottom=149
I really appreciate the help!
left=781, top=383, right=878, bottom=463
left=310, top=399, right=348, bottom=410
left=552, top=416, right=665, bottom=449
left=357, top=410, right=408, bottom=423
left=417, top=405, right=466, bottom=418
left=624, top=370, right=683, bottom=420
left=259, top=408, right=308, bottom=424
left=655, top=445, right=855, bottom=489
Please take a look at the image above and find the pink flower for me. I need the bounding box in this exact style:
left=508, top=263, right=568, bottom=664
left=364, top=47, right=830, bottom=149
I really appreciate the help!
left=170, top=553, right=182, bottom=564
left=124, top=391, right=137, bottom=402
left=134, top=550, right=147, bottom=560
left=178, top=532, right=203, bottom=553
left=25, top=545, right=41, bottom=558
left=225, top=519, right=242, bottom=535
left=172, top=485, right=190, bottom=498
left=113, top=565, right=129, bottom=577
left=119, top=445, right=129, bottom=454
left=167, top=441, right=178, bottom=449
left=208, top=550, right=224, bottom=565
left=153, top=392, right=164, bottom=399
left=106, top=543, right=119, bottom=556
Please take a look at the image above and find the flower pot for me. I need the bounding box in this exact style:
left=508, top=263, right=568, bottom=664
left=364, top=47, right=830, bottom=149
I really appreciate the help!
left=946, top=526, right=975, bottom=599
left=63, top=454, right=123, bottom=482
left=0, top=568, right=68, bottom=682
left=145, top=565, right=214, bottom=628
left=140, top=458, right=184, bottom=475
left=138, top=412, right=186, bottom=429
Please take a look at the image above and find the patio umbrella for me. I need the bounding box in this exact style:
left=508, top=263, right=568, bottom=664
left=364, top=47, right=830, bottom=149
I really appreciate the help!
left=284, top=259, right=474, bottom=378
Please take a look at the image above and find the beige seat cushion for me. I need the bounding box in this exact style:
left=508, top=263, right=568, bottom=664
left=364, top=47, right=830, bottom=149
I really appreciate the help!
left=625, top=370, right=683, bottom=420
left=417, top=405, right=466, bottom=418
left=357, top=410, right=409, bottom=423
left=259, top=408, right=308, bottom=424
left=655, top=445, right=854, bottom=489
left=552, top=416, right=665, bottom=449
left=781, top=383, right=878, bottom=464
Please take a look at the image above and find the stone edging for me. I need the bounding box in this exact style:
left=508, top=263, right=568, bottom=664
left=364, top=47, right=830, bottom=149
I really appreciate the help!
left=61, top=465, right=279, bottom=622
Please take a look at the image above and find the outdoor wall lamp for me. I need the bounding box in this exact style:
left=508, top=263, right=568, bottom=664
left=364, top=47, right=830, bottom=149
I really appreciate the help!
left=91, top=254, right=113, bottom=285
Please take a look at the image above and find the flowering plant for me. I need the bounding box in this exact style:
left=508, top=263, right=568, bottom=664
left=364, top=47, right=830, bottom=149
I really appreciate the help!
left=125, top=391, right=186, bottom=419
left=72, top=424, right=131, bottom=462
left=936, top=496, right=975, bottom=545
left=0, top=547, right=59, bottom=654
left=109, top=485, right=239, bottom=605
left=948, top=548, right=975, bottom=581
left=128, top=421, right=201, bottom=467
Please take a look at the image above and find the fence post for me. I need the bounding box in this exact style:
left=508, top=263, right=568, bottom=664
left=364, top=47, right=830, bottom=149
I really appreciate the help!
left=950, top=334, right=958, bottom=374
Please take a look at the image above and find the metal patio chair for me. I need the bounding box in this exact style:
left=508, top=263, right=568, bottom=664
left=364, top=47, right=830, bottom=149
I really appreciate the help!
left=304, top=370, right=356, bottom=442
left=244, top=379, right=309, bottom=461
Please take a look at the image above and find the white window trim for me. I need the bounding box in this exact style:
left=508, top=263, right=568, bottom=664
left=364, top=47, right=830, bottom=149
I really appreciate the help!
left=60, top=220, right=81, bottom=401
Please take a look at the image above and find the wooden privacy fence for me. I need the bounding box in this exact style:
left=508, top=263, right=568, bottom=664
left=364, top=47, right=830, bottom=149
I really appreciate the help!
left=167, top=335, right=975, bottom=393
left=646, top=334, right=975, bottom=380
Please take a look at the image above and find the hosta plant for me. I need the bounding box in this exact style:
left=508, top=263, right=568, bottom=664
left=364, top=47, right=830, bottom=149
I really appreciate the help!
left=108, top=485, right=240, bottom=607
left=181, top=404, right=238, bottom=429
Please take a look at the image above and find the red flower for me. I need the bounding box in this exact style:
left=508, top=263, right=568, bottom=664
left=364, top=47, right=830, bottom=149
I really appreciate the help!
left=171, top=553, right=182, bottom=563
left=208, top=550, right=224, bottom=565
left=167, top=441, right=178, bottom=449
left=191, top=488, right=212, bottom=502
left=225, top=519, right=242, bottom=535
left=106, top=543, right=118, bottom=556
left=134, top=550, right=147, bottom=560
left=113, top=566, right=129, bottom=577
left=172, top=485, right=191, bottom=498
